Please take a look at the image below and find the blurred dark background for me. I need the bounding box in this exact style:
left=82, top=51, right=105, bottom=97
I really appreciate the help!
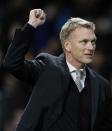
left=0, top=0, right=112, bottom=131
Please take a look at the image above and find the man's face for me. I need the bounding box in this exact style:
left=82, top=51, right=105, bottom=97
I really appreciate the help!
left=65, top=27, right=96, bottom=68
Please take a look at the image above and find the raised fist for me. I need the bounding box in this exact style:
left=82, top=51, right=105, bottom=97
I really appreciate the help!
left=28, top=9, right=46, bottom=28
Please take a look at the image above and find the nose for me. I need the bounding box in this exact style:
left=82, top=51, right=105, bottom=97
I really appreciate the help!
left=87, top=42, right=96, bottom=50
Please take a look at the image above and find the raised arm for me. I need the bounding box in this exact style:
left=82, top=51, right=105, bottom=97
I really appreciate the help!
left=3, top=9, right=46, bottom=83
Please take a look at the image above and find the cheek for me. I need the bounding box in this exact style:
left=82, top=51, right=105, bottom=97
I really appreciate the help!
left=71, top=44, right=85, bottom=55
left=72, top=48, right=82, bottom=58
left=72, top=45, right=80, bottom=53
left=71, top=44, right=80, bottom=51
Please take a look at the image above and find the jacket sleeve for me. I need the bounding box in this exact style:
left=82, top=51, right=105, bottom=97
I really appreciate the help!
left=3, top=23, right=44, bottom=84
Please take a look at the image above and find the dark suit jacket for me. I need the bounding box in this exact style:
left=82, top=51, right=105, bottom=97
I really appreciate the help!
left=3, top=24, right=112, bottom=131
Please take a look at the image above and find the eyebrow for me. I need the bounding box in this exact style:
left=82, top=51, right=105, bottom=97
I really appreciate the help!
left=79, top=37, right=97, bottom=43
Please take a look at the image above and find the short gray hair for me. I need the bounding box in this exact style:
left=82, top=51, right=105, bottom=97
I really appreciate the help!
left=59, top=17, right=95, bottom=50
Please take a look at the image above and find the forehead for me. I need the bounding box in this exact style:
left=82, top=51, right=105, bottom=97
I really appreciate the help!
left=70, top=27, right=96, bottom=40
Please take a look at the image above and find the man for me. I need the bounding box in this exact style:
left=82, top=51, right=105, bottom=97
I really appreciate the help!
left=3, top=9, right=112, bottom=131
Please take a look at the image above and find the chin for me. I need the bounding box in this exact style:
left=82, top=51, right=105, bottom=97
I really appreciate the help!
left=83, top=59, right=93, bottom=64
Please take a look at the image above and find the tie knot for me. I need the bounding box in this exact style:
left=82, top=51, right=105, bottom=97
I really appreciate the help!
left=75, top=70, right=84, bottom=79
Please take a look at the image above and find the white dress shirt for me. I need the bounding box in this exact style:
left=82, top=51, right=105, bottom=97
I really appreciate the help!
left=66, top=61, right=86, bottom=90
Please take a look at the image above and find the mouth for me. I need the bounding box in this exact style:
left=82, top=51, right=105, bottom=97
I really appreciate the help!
left=84, top=54, right=94, bottom=57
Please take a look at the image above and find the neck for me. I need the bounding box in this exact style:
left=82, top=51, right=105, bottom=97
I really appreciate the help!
left=65, top=53, right=85, bottom=69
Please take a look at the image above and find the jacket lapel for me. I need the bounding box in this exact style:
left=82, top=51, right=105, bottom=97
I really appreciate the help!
left=58, top=53, right=71, bottom=92
left=44, top=54, right=71, bottom=130
left=87, top=67, right=100, bottom=131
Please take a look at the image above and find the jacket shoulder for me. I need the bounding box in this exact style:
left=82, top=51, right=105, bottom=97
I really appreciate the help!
left=87, top=67, right=110, bottom=88
left=35, top=53, right=60, bottom=67
left=88, top=67, right=109, bottom=83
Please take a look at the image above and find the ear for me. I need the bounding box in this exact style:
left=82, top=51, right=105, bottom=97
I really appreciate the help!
left=64, top=41, right=71, bottom=52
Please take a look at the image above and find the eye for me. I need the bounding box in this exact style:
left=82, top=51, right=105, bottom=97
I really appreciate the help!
left=80, top=40, right=88, bottom=46
left=91, top=40, right=96, bottom=47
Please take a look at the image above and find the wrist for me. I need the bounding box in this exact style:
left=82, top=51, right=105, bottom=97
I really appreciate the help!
left=28, top=21, right=38, bottom=28
left=21, top=23, right=36, bottom=34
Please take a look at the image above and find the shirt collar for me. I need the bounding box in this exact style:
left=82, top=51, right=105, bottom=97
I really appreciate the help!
left=66, top=61, right=77, bottom=73
left=66, top=61, right=86, bottom=77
